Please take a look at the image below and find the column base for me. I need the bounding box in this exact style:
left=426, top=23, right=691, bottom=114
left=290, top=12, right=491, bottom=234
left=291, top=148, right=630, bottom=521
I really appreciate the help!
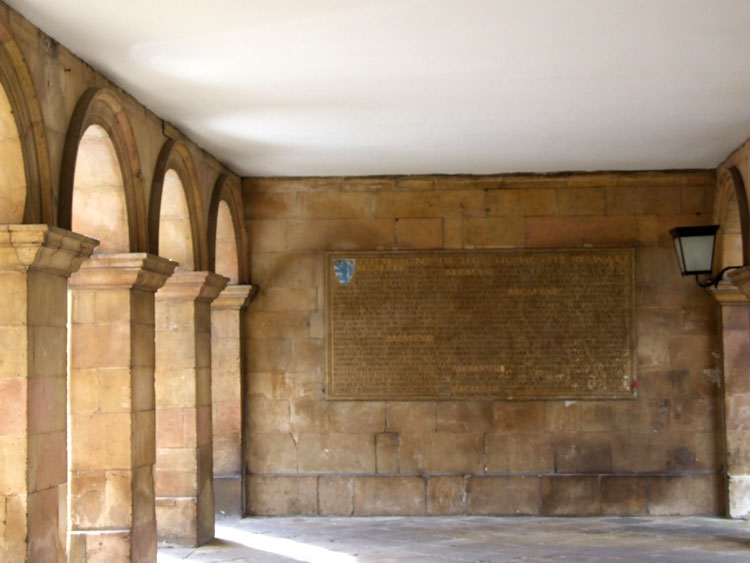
left=728, top=475, right=750, bottom=518
left=68, top=530, right=131, bottom=562
left=214, top=475, right=242, bottom=519
left=156, top=497, right=213, bottom=547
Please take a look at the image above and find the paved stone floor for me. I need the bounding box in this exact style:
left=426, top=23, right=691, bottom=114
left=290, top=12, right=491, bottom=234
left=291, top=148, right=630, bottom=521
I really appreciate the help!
left=158, top=516, right=750, bottom=562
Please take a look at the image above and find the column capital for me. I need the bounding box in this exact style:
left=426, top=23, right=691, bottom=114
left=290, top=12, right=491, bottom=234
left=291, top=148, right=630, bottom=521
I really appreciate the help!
left=729, top=267, right=750, bottom=300
left=69, top=252, right=177, bottom=292
left=156, top=269, right=229, bottom=303
left=0, top=224, right=97, bottom=276
left=708, top=280, right=750, bottom=306
left=211, top=284, right=258, bottom=311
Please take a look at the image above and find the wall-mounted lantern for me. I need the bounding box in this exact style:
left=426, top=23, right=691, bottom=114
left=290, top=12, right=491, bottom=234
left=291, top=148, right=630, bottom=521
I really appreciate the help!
left=670, top=224, right=740, bottom=287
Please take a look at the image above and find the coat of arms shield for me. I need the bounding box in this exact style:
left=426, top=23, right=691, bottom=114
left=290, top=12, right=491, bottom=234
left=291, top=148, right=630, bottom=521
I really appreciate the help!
left=333, top=259, right=355, bottom=286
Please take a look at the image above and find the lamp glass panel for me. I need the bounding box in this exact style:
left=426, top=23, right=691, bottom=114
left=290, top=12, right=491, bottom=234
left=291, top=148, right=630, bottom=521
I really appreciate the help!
left=673, top=238, right=686, bottom=274
left=680, top=234, right=715, bottom=274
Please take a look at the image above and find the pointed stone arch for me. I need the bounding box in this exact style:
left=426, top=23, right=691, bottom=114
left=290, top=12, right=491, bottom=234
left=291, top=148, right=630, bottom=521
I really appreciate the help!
left=58, top=87, right=147, bottom=251
left=0, top=19, right=53, bottom=224
left=208, top=173, right=249, bottom=284
left=149, top=139, right=208, bottom=270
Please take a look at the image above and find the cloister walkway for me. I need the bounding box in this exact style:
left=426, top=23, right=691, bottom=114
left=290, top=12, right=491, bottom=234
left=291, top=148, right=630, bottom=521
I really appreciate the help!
left=157, top=515, right=750, bottom=562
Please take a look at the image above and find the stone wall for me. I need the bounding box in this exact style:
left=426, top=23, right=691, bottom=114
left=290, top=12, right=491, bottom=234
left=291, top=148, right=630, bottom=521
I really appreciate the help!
left=242, top=171, right=726, bottom=516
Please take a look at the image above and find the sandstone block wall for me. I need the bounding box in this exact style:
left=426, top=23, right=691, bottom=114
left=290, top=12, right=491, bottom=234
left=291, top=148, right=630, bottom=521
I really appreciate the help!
left=242, top=171, right=725, bottom=516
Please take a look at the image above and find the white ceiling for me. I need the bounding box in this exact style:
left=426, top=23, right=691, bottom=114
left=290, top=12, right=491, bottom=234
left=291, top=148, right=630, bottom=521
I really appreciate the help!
left=7, top=0, right=750, bottom=177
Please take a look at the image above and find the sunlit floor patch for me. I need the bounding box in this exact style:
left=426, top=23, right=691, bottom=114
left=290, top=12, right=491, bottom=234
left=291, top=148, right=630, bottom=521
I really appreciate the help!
left=213, top=524, right=358, bottom=563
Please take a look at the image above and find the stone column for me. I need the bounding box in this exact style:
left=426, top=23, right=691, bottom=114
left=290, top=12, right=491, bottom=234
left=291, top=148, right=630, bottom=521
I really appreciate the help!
left=210, top=285, right=256, bottom=518
left=154, top=271, right=227, bottom=546
left=0, top=226, right=96, bottom=563
left=711, top=278, right=750, bottom=518
left=67, top=253, right=176, bottom=563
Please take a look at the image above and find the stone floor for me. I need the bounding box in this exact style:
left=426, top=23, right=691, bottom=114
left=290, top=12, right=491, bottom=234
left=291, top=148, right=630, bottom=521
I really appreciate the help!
left=157, top=516, right=750, bottom=562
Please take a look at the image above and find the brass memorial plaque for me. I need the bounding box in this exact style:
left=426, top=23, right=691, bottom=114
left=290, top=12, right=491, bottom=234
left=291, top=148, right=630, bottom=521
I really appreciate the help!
left=326, top=249, right=636, bottom=400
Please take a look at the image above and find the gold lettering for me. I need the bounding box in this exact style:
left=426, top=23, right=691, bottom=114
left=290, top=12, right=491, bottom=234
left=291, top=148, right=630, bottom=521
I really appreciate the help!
left=327, top=249, right=635, bottom=401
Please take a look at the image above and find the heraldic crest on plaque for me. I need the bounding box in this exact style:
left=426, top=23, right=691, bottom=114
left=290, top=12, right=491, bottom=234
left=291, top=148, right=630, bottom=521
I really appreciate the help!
left=333, top=258, right=355, bottom=286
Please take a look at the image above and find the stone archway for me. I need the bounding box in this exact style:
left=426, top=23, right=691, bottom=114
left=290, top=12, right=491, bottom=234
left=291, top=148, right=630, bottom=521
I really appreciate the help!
left=0, top=19, right=52, bottom=224
left=207, top=174, right=255, bottom=518
left=63, top=88, right=173, bottom=562
left=215, top=200, right=239, bottom=282
left=150, top=140, right=226, bottom=546
left=59, top=87, right=147, bottom=251
left=149, top=139, right=208, bottom=271
left=70, top=124, right=130, bottom=251
left=208, top=174, right=249, bottom=284
left=712, top=165, right=750, bottom=518
left=0, top=19, right=85, bottom=563
left=158, top=168, right=196, bottom=269
left=0, top=79, right=26, bottom=224
left=714, top=167, right=749, bottom=270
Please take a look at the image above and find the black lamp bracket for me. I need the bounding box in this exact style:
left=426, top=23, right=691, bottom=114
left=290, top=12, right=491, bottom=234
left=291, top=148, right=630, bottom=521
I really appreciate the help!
left=695, top=265, right=743, bottom=288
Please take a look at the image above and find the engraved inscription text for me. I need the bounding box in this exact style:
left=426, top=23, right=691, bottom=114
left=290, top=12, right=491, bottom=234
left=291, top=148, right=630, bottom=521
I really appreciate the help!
left=326, top=249, right=635, bottom=400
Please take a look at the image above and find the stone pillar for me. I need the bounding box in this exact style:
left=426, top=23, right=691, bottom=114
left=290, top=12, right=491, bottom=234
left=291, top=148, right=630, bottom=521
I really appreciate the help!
left=154, top=271, right=228, bottom=546
left=0, top=226, right=96, bottom=563
left=711, top=277, right=750, bottom=518
left=67, top=253, right=176, bottom=563
left=210, top=285, right=256, bottom=518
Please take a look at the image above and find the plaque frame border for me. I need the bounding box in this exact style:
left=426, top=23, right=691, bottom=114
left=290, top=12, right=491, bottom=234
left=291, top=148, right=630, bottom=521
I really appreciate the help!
left=325, top=248, right=637, bottom=402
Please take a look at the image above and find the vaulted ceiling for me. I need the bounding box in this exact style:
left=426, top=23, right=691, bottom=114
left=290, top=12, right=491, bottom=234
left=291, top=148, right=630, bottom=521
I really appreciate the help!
left=7, top=0, right=750, bottom=176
